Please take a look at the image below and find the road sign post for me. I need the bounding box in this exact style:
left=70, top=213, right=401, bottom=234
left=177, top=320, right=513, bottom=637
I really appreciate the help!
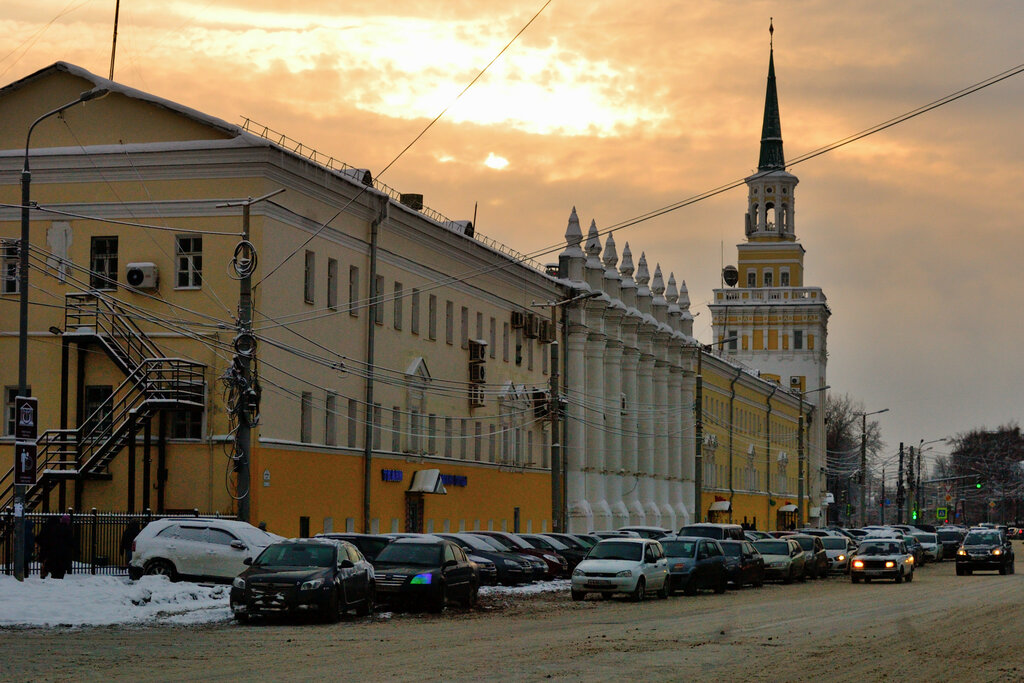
left=13, top=396, right=38, bottom=581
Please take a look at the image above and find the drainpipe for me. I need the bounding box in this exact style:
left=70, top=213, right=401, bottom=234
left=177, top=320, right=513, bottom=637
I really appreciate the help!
left=765, top=383, right=777, bottom=531
left=362, top=197, right=389, bottom=533
left=727, top=366, right=742, bottom=523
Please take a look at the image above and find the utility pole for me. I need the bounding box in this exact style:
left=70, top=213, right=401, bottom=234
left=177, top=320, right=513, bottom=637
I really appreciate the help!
left=856, top=408, right=888, bottom=527
left=897, top=442, right=905, bottom=524
left=907, top=446, right=915, bottom=522
left=880, top=466, right=886, bottom=524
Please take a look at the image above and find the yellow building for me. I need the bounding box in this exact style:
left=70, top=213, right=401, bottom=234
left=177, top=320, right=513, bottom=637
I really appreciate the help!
left=0, top=63, right=557, bottom=537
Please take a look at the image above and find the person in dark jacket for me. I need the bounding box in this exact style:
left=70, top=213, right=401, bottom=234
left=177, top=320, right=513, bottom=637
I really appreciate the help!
left=47, top=514, right=74, bottom=579
left=120, top=520, right=141, bottom=565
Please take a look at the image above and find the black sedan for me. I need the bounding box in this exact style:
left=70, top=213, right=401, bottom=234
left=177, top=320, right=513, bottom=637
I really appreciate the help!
left=316, top=532, right=393, bottom=563
left=956, top=528, right=1016, bottom=575
left=373, top=538, right=479, bottom=612
left=719, top=540, right=766, bottom=588
left=437, top=533, right=535, bottom=585
left=229, top=538, right=375, bottom=623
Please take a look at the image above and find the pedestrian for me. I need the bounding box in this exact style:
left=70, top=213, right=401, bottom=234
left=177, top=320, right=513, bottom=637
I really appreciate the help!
left=48, top=513, right=74, bottom=579
left=37, top=516, right=58, bottom=579
left=23, top=518, right=35, bottom=576
left=120, top=519, right=141, bottom=565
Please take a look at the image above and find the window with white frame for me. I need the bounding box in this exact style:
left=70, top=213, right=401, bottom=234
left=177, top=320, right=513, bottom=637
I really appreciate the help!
left=391, top=407, right=402, bottom=452
left=393, top=282, right=403, bottom=330
left=410, top=288, right=420, bottom=335
left=489, top=318, right=496, bottom=358
left=347, top=399, right=358, bottom=447
left=90, top=236, right=118, bottom=290
left=175, top=236, right=202, bottom=288
left=780, top=270, right=790, bottom=287
left=327, top=258, right=338, bottom=310
left=349, top=266, right=359, bottom=317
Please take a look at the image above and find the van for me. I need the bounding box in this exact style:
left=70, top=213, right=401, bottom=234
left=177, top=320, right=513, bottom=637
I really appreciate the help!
left=677, top=523, right=745, bottom=541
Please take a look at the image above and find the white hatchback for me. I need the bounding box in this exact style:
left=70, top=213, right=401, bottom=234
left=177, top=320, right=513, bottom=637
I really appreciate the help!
left=571, top=538, right=669, bottom=601
left=128, top=518, right=282, bottom=582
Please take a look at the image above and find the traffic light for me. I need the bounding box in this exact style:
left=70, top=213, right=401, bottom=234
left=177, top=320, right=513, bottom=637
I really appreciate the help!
left=975, top=481, right=983, bottom=489
left=911, top=508, right=918, bottom=521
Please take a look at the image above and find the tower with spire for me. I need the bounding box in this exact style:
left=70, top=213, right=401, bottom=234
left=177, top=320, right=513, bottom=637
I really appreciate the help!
left=710, top=22, right=831, bottom=523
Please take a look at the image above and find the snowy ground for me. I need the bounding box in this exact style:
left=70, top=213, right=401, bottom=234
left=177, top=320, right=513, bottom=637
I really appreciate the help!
left=0, top=574, right=569, bottom=628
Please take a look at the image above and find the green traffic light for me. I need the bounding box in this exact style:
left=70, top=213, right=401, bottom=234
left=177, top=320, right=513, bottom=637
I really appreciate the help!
left=976, top=482, right=983, bottom=489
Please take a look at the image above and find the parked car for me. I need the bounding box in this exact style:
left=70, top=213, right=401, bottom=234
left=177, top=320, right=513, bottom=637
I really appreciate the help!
left=910, top=532, right=943, bottom=563
left=821, top=535, right=856, bottom=574
left=540, top=533, right=594, bottom=554
left=677, top=523, right=745, bottom=541
left=469, top=534, right=548, bottom=580
left=956, top=528, right=1015, bottom=575
left=744, top=529, right=773, bottom=541
left=563, top=533, right=599, bottom=549
left=372, top=538, right=479, bottom=612
left=850, top=539, right=915, bottom=584
left=660, top=536, right=728, bottom=595
left=128, top=517, right=282, bottom=582
left=592, top=530, right=641, bottom=539
left=384, top=533, right=497, bottom=586
left=437, top=533, right=534, bottom=585
left=719, top=540, right=765, bottom=588
left=475, top=531, right=567, bottom=577
left=752, top=538, right=805, bottom=584
left=937, top=527, right=966, bottom=559
left=570, top=538, right=669, bottom=601
left=790, top=534, right=828, bottom=579
left=900, top=535, right=926, bottom=566
left=518, top=533, right=587, bottom=571
left=617, top=525, right=672, bottom=539
left=316, top=533, right=393, bottom=563
left=229, top=538, right=374, bottom=622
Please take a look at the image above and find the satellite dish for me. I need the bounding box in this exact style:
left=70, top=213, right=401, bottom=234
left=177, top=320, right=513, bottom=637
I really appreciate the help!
left=722, top=265, right=739, bottom=287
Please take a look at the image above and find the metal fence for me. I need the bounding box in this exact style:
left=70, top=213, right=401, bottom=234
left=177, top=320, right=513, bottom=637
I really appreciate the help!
left=0, top=508, right=235, bottom=577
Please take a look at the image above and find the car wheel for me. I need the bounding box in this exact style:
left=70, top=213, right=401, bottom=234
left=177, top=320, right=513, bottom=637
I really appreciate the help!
left=906, top=568, right=913, bottom=583
left=657, top=579, right=669, bottom=599
left=798, top=570, right=807, bottom=583
left=965, top=568, right=973, bottom=576
left=1010, top=562, right=1016, bottom=575
left=463, top=582, right=479, bottom=608
left=864, top=577, right=871, bottom=583
left=571, top=590, right=586, bottom=601
left=753, top=573, right=764, bottom=588
left=631, top=578, right=646, bottom=602
left=895, top=569, right=904, bottom=584
left=851, top=575, right=860, bottom=584
left=783, top=569, right=793, bottom=585
left=355, top=582, right=375, bottom=617
left=429, top=583, right=447, bottom=613
left=143, top=559, right=178, bottom=581
left=956, top=565, right=965, bottom=576
left=323, top=589, right=341, bottom=623
left=714, top=574, right=727, bottom=595
left=999, top=564, right=1008, bottom=575
left=601, top=592, right=615, bottom=600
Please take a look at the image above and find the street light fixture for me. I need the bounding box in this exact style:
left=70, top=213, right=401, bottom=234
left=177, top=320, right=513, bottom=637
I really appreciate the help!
left=796, top=384, right=829, bottom=528
left=13, top=86, right=108, bottom=581
left=855, top=407, right=889, bottom=527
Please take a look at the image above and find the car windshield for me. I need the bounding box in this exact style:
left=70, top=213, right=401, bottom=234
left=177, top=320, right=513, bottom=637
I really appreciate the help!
left=587, top=541, right=643, bottom=562
left=720, top=544, right=742, bottom=557
left=753, top=541, right=789, bottom=555
left=964, top=532, right=1000, bottom=545
left=821, top=538, right=847, bottom=550
left=374, top=542, right=442, bottom=566
left=446, top=534, right=489, bottom=551
left=794, top=537, right=814, bottom=551
left=937, top=530, right=962, bottom=542
left=914, top=533, right=937, bottom=544
left=572, top=535, right=598, bottom=548
left=859, top=542, right=898, bottom=556
left=678, top=526, right=721, bottom=539
left=474, top=535, right=511, bottom=551
left=661, top=540, right=697, bottom=557
left=256, top=543, right=335, bottom=568
left=549, top=535, right=585, bottom=550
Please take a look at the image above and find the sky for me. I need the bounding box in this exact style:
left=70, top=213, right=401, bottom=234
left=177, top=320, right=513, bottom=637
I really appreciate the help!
left=2, top=0, right=1023, bottom=476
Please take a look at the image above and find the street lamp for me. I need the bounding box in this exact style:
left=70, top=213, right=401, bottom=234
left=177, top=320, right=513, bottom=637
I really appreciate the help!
left=13, top=86, right=108, bottom=581
left=532, top=289, right=600, bottom=532
left=796, top=384, right=829, bottom=528
left=693, top=335, right=737, bottom=524
left=855, top=408, right=889, bottom=527
left=916, top=437, right=945, bottom=524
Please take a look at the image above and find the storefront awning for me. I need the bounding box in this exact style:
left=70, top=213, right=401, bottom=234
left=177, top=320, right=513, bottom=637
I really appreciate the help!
left=709, top=500, right=731, bottom=511
left=778, top=504, right=798, bottom=512
left=407, top=469, right=447, bottom=494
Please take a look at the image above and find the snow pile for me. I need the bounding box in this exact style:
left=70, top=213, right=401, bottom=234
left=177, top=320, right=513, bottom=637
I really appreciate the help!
left=481, top=579, right=570, bottom=596
left=0, top=574, right=230, bottom=627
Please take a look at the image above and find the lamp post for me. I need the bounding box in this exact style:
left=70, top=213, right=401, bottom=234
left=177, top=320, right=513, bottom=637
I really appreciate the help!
left=916, top=437, right=945, bottom=524
left=796, top=384, right=829, bottom=528
left=855, top=408, right=889, bottom=527
left=13, top=87, right=108, bottom=581
left=532, top=289, right=599, bottom=533
left=693, top=336, right=737, bottom=524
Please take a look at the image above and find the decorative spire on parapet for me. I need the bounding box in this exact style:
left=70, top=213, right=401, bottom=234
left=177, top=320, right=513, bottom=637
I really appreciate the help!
left=677, top=279, right=693, bottom=336
left=651, top=265, right=668, bottom=324
left=584, top=219, right=605, bottom=290
left=619, top=243, right=638, bottom=310
left=602, top=234, right=622, bottom=300
left=560, top=207, right=585, bottom=282
left=666, top=274, right=682, bottom=332
left=635, top=252, right=652, bottom=316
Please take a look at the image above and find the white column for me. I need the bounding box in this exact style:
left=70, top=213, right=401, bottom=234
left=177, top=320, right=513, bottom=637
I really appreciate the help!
left=604, top=339, right=628, bottom=527
left=668, top=363, right=686, bottom=527
left=638, top=349, right=657, bottom=524
left=654, top=357, right=673, bottom=529
left=679, top=367, right=696, bottom=525
left=586, top=332, right=611, bottom=530
left=620, top=345, right=644, bottom=523
left=565, top=325, right=592, bottom=532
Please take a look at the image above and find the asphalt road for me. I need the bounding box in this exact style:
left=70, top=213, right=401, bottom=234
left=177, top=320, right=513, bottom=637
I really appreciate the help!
left=2, top=550, right=1022, bottom=682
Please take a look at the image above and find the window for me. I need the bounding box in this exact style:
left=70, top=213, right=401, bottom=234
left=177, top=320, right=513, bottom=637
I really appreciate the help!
left=83, top=385, right=113, bottom=436
left=747, top=271, right=756, bottom=288
left=171, top=409, right=202, bottom=439
left=2, top=242, right=19, bottom=294
left=474, top=422, right=482, bottom=461
left=763, top=271, right=773, bottom=287
left=304, top=251, right=315, bottom=304
left=428, top=294, right=437, bottom=340
left=444, top=417, right=453, bottom=458
left=393, top=282, right=403, bottom=330
left=410, top=288, right=420, bottom=335
left=445, top=300, right=454, bottom=345
left=175, top=236, right=202, bottom=288
left=460, top=306, right=469, bottom=349
left=300, top=392, right=313, bottom=442
left=460, top=419, right=468, bottom=460
left=349, top=266, right=359, bottom=317
left=728, top=330, right=738, bottom=351
left=327, top=258, right=338, bottom=310
left=428, top=414, right=437, bottom=454
left=503, top=323, right=509, bottom=362
left=90, top=236, right=118, bottom=290
left=410, top=411, right=421, bottom=452
left=347, top=399, right=359, bottom=448
left=4, top=386, right=29, bottom=435
left=374, top=275, right=384, bottom=324
left=780, top=270, right=790, bottom=287
left=794, top=330, right=804, bottom=350
left=325, top=392, right=338, bottom=446
left=475, top=312, right=483, bottom=341
left=392, top=408, right=402, bottom=452
left=515, top=328, right=523, bottom=366
left=488, top=425, right=496, bottom=463
left=489, top=318, right=496, bottom=359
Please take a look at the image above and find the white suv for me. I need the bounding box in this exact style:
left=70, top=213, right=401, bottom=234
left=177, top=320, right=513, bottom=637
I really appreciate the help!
left=571, top=537, right=669, bottom=601
left=128, top=518, right=282, bottom=582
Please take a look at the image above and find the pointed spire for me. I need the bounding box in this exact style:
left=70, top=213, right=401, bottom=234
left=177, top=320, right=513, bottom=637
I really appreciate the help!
left=585, top=220, right=602, bottom=258
left=666, top=274, right=679, bottom=305
left=651, top=265, right=665, bottom=299
left=563, top=206, right=584, bottom=257
left=619, top=243, right=635, bottom=279
left=636, top=252, right=650, bottom=289
left=758, top=19, right=786, bottom=171
left=602, top=233, right=618, bottom=271
left=678, top=279, right=690, bottom=311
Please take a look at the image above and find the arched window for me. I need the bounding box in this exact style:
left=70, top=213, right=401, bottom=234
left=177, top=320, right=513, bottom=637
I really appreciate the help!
left=763, top=271, right=773, bottom=287
left=751, top=203, right=759, bottom=230
left=765, top=202, right=775, bottom=230
left=780, top=203, right=790, bottom=232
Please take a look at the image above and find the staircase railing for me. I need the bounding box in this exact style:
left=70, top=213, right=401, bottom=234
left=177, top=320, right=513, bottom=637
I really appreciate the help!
left=65, top=293, right=164, bottom=375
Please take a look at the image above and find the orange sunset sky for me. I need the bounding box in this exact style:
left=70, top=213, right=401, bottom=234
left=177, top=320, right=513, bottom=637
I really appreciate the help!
left=3, top=0, right=1023, bottom=472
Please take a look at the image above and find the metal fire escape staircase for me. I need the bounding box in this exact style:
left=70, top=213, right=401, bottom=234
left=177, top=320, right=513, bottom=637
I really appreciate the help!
left=0, top=293, right=206, bottom=512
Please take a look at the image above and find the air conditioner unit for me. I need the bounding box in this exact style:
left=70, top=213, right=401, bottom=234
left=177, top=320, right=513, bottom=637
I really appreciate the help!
left=125, top=262, right=159, bottom=289
left=511, top=311, right=525, bottom=329
left=469, top=339, right=487, bottom=361
left=524, top=314, right=539, bottom=339
left=468, top=385, right=486, bottom=407
left=469, top=363, right=486, bottom=383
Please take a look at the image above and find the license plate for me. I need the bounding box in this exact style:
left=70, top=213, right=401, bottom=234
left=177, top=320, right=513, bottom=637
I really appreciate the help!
left=587, top=579, right=611, bottom=586
left=864, top=570, right=883, bottom=577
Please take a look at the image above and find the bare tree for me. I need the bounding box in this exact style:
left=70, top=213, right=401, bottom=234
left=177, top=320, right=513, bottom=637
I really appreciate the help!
left=825, top=393, right=885, bottom=525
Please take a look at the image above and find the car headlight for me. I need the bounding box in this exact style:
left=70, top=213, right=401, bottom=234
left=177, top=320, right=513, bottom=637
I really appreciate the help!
left=300, top=578, right=324, bottom=591
left=993, top=549, right=1002, bottom=556
left=616, top=570, right=633, bottom=578
left=884, top=561, right=895, bottom=569
left=837, top=555, right=846, bottom=562
left=908, top=556, right=914, bottom=564
left=232, top=577, right=245, bottom=590
left=852, top=560, right=864, bottom=569
left=410, top=573, right=433, bottom=585
left=957, top=548, right=967, bottom=556
left=572, top=568, right=584, bottom=577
